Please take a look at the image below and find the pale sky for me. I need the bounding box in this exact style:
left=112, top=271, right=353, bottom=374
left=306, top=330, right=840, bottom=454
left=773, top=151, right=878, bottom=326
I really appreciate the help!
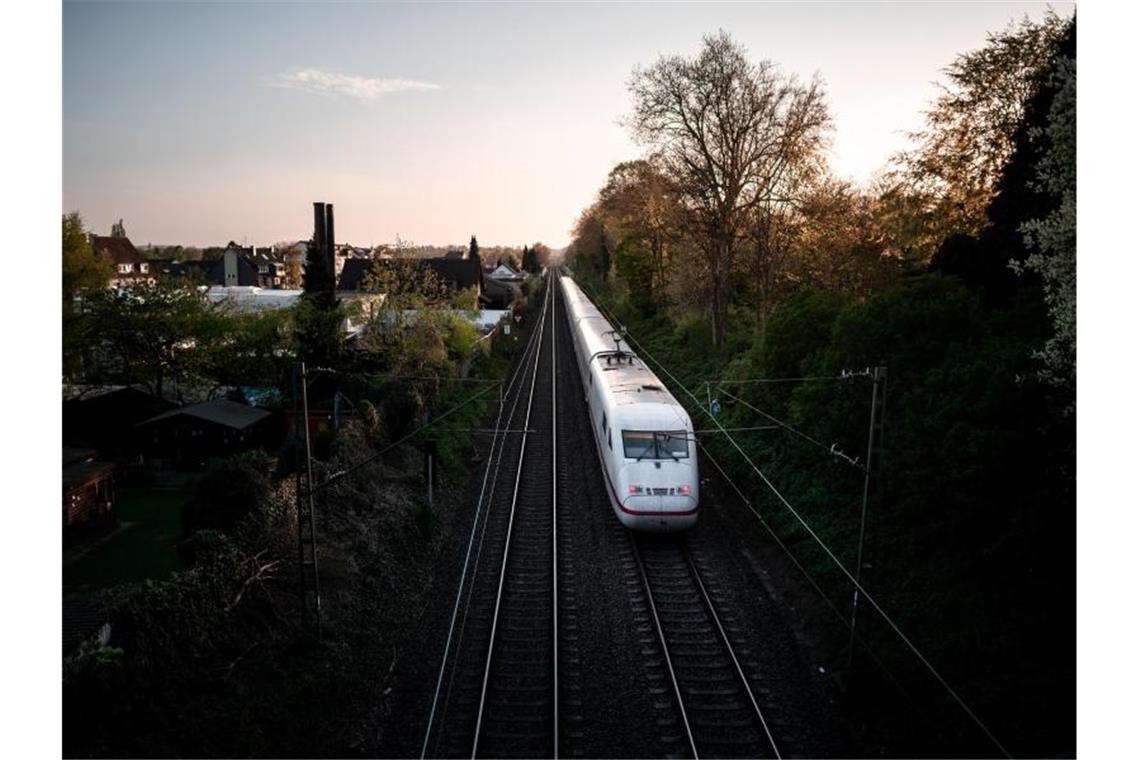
left=63, top=1, right=1068, bottom=249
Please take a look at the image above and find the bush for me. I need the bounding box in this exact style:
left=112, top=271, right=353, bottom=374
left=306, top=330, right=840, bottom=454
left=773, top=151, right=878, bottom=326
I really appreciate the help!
left=182, top=451, right=273, bottom=540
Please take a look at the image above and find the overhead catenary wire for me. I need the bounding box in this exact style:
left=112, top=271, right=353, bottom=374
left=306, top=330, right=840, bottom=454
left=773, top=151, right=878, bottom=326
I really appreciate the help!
left=308, top=382, right=500, bottom=495
left=700, top=373, right=870, bottom=385
left=691, top=434, right=919, bottom=711
left=717, top=387, right=864, bottom=471
left=574, top=279, right=1012, bottom=759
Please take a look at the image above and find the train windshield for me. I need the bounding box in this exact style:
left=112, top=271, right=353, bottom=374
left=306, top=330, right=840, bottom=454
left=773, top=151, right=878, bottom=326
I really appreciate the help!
left=622, top=430, right=690, bottom=460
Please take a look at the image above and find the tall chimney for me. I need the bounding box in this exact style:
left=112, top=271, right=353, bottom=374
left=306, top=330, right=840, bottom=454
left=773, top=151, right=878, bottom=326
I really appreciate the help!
left=324, top=203, right=336, bottom=285
left=312, top=202, right=326, bottom=269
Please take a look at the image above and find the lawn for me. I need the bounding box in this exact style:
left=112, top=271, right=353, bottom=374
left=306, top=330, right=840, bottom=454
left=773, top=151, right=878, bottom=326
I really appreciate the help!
left=64, top=488, right=189, bottom=593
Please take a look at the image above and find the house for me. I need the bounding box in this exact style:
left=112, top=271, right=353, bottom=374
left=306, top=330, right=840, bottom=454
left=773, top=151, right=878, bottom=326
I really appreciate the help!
left=488, top=262, right=524, bottom=281
left=169, top=248, right=260, bottom=287
left=63, top=385, right=177, bottom=456
left=250, top=248, right=287, bottom=288
left=63, top=447, right=116, bottom=534
left=482, top=275, right=520, bottom=310
left=90, top=234, right=155, bottom=288
left=337, top=256, right=485, bottom=301
left=135, top=399, right=276, bottom=466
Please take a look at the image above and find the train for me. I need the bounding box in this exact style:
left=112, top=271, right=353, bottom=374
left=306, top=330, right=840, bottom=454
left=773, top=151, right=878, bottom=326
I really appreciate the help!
left=558, top=272, right=699, bottom=531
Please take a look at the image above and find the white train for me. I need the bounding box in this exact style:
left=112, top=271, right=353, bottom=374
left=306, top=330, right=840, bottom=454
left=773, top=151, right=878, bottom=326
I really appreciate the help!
left=559, top=272, right=699, bottom=531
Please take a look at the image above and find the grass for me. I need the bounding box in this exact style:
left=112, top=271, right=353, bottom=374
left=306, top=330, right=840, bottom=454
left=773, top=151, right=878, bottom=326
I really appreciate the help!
left=64, top=488, right=190, bottom=593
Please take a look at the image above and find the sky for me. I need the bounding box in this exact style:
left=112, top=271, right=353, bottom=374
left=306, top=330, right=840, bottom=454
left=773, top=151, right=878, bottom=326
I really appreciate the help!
left=63, top=1, right=1069, bottom=249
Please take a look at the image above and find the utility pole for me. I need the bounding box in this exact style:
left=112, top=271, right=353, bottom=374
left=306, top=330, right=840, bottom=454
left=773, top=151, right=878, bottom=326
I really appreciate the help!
left=296, top=361, right=323, bottom=639
left=847, top=365, right=887, bottom=668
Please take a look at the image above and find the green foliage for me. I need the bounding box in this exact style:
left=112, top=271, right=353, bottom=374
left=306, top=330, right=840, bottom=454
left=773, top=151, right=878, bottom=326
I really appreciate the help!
left=62, top=212, right=111, bottom=306
left=72, top=276, right=229, bottom=398
left=182, top=451, right=273, bottom=540
left=294, top=290, right=344, bottom=367
left=894, top=10, right=1070, bottom=253
left=63, top=212, right=113, bottom=378
left=1014, top=50, right=1076, bottom=389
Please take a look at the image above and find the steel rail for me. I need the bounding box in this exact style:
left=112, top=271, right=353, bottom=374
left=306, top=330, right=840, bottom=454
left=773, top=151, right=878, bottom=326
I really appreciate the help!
left=471, top=272, right=554, bottom=757
left=684, top=546, right=782, bottom=759
left=630, top=536, right=699, bottom=759
left=420, top=276, right=554, bottom=759
left=432, top=278, right=552, bottom=756
left=551, top=272, right=560, bottom=759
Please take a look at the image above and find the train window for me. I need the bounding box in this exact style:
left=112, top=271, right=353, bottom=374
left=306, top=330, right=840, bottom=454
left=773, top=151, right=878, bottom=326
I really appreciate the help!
left=622, top=430, right=690, bottom=460
left=608, top=429, right=612, bottom=450
left=601, top=412, right=607, bottom=433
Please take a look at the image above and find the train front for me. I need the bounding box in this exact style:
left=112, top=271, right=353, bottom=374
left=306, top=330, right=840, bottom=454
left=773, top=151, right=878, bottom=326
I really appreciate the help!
left=611, top=403, right=700, bottom=531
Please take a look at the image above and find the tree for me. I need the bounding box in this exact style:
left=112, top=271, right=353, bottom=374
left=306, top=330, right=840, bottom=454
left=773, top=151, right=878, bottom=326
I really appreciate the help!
left=627, top=30, right=831, bottom=344
left=596, top=160, right=680, bottom=297
left=79, top=278, right=228, bottom=399
left=63, top=213, right=114, bottom=379
left=565, top=206, right=611, bottom=281
left=468, top=235, right=480, bottom=261
left=295, top=223, right=343, bottom=367
left=530, top=243, right=552, bottom=269
left=1013, top=36, right=1075, bottom=390
left=893, top=11, right=1069, bottom=255
left=63, top=212, right=111, bottom=310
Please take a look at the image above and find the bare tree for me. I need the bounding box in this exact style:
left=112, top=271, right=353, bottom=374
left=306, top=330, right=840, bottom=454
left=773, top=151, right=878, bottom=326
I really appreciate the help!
left=626, top=30, right=830, bottom=344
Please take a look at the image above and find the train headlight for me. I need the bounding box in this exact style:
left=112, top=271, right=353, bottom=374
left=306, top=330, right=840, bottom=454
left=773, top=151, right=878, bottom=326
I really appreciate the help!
left=678, top=484, right=692, bottom=495
left=627, top=485, right=644, bottom=495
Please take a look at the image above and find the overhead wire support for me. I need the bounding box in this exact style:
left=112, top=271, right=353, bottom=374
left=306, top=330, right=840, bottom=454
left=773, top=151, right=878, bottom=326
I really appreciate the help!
left=572, top=280, right=1011, bottom=759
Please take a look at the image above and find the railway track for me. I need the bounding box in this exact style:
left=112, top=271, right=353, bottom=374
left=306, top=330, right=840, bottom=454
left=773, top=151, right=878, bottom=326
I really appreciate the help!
left=422, top=269, right=788, bottom=758
left=630, top=533, right=782, bottom=759
left=423, top=272, right=571, bottom=758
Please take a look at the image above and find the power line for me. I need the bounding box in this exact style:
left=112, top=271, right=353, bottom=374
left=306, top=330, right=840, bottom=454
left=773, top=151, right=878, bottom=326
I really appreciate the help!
left=699, top=372, right=870, bottom=386
left=310, top=383, right=500, bottom=496
left=691, top=434, right=918, bottom=710
left=574, top=280, right=1012, bottom=759
left=717, top=388, right=863, bottom=471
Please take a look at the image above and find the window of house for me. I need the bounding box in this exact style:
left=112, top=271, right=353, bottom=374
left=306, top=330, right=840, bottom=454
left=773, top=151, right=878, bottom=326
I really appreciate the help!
left=139, top=263, right=149, bottom=273
left=118, top=263, right=132, bottom=273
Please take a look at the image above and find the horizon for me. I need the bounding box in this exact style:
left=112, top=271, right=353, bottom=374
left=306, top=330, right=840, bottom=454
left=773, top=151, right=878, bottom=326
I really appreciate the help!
left=64, top=1, right=1066, bottom=249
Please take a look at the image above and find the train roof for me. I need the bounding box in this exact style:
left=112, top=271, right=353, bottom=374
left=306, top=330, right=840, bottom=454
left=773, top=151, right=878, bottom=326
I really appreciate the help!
left=560, top=275, right=687, bottom=412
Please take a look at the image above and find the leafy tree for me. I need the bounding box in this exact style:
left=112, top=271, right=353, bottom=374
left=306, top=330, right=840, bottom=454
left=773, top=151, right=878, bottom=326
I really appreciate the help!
left=468, top=235, right=480, bottom=261
left=567, top=209, right=611, bottom=280
left=63, top=212, right=111, bottom=310
left=597, top=160, right=680, bottom=297
left=893, top=11, right=1069, bottom=256
left=1012, top=36, right=1075, bottom=389
left=295, top=236, right=343, bottom=367
left=627, top=30, right=831, bottom=344
left=78, top=278, right=228, bottom=399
